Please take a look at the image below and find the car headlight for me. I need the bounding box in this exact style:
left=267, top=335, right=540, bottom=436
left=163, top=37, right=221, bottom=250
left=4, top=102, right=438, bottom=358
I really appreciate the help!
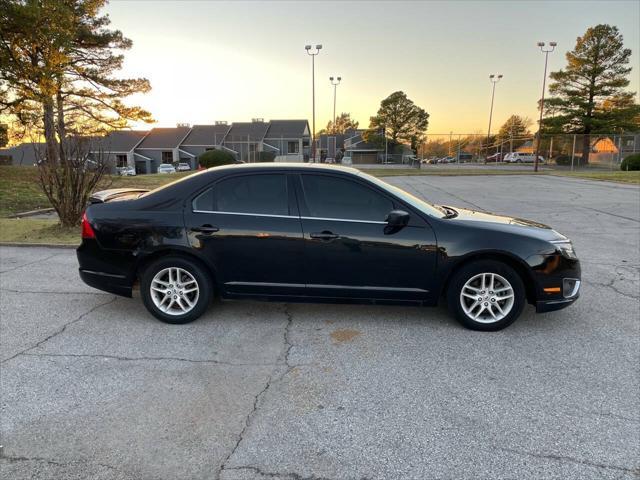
left=551, top=240, right=578, bottom=260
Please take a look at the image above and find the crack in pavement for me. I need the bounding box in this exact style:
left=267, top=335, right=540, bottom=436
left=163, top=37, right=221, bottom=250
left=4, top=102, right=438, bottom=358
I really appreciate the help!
left=0, top=296, right=118, bottom=364
left=583, top=278, right=640, bottom=301
left=0, top=453, right=123, bottom=474
left=218, top=304, right=298, bottom=480
left=0, top=288, right=110, bottom=295
left=577, top=205, right=640, bottom=224
left=222, top=465, right=351, bottom=480
left=496, top=447, right=638, bottom=474
left=0, top=252, right=63, bottom=274
left=20, top=352, right=280, bottom=367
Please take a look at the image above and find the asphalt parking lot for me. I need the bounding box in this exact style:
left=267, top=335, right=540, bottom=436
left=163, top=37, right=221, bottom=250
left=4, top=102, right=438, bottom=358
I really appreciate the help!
left=1, top=174, right=638, bottom=480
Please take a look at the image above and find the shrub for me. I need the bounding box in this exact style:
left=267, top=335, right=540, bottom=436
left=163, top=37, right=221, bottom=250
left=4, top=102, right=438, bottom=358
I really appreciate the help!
left=198, top=149, right=236, bottom=168
left=257, top=151, right=276, bottom=163
left=620, top=153, right=640, bottom=171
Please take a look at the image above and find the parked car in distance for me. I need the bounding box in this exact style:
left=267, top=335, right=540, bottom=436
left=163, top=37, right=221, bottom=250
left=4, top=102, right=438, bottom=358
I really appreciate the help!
left=157, top=163, right=176, bottom=174
left=486, top=152, right=506, bottom=162
left=116, top=166, right=136, bottom=176
left=176, top=163, right=191, bottom=172
left=457, top=152, right=473, bottom=162
left=439, top=156, right=456, bottom=164
left=78, top=164, right=580, bottom=331
left=342, top=155, right=352, bottom=165
left=504, top=152, right=545, bottom=163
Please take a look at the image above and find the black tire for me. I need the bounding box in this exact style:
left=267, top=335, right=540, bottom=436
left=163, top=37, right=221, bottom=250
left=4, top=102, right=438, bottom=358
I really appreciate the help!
left=140, top=256, right=212, bottom=324
left=447, top=260, right=526, bottom=331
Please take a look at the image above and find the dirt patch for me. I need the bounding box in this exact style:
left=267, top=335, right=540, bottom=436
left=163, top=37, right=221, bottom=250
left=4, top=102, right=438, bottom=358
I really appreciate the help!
left=330, top=328, right=361, bottom=344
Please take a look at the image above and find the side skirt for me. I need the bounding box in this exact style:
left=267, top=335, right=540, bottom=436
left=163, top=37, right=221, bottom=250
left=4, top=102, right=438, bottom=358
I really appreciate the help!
left=220, top=291, right=436, bottom=307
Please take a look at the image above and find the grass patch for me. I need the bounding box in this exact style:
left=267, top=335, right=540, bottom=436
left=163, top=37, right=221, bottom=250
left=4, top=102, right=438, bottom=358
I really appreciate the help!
left=0, top=165, right=194, bottom=217
left=0, top=166, right=50, bottom=217
left=0, top=218, right=79, bottom=245
left=549, top=170, right=640, bottom=184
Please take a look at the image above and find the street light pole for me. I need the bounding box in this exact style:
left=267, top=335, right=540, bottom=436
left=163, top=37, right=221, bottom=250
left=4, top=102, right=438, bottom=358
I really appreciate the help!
left=305, top=44, right=322, bottom=162
left=534, top=41, right=556, bottom=172
left=329, top=76, right=341, bottom=129
left=486, top=74, right=502, bottom=163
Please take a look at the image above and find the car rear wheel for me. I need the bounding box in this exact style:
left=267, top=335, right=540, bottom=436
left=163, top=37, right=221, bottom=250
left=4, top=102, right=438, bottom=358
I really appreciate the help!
left=447, top=260, right=526, bottom=331
left=140, top=256, right=212, bottom=324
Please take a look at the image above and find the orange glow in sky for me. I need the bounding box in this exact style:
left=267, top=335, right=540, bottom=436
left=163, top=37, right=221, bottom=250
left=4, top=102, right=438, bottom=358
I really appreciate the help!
left=106, top=0, right=640, bottom=134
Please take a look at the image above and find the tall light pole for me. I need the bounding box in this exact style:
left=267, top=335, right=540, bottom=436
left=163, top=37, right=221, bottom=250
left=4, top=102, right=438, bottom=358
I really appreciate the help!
left=305, top=44, right=322, bottom=162
left=534, top=41, right=556, bottom=172
left=329, top=76, right=341, bottom=129
left=486, top=74, right=502, bottom=163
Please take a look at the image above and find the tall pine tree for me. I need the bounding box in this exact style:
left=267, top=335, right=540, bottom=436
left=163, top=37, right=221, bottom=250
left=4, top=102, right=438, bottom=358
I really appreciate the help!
left=0, top=0, right=153, bottom=225
left=543, top=24, right=639, bottom=163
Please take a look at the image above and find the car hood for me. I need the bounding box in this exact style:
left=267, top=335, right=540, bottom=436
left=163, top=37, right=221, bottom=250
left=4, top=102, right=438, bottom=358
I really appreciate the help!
left=443, top=206, right=567, bottom=242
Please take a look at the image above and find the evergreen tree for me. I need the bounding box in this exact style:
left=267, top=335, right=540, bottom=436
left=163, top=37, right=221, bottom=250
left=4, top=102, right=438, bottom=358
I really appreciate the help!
left=543, top=24, right=639, bottom=163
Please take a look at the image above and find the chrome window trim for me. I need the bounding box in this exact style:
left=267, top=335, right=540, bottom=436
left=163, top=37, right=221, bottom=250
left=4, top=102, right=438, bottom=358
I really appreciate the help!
left=192, top=210, right=388, bottom=225
left=301, top=216, right=387, bottom=225
left=192, top=210, right=296, bottom=219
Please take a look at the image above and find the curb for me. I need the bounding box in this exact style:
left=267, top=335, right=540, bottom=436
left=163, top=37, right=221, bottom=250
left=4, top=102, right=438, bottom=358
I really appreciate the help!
left=0, top=242, right=77, bottom=249
left=7, top=207, right=56, bottom=219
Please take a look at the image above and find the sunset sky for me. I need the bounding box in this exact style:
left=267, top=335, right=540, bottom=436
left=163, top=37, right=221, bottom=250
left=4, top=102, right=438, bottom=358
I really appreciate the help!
left=106, top=0, right=640, bottom=135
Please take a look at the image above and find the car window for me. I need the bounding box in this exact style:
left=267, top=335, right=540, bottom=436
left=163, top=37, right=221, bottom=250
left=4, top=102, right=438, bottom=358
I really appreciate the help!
left=193, top=174, right=289, bottom=216
left=301, top=174, right=393, bottom=222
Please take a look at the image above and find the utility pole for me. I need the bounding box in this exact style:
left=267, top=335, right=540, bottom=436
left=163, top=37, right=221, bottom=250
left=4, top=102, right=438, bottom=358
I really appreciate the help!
left=534, top=41, right=556, bottom=172
left=486, top=74, right=503, bottom=162
left=305, top=44, right=322, bottom=162
left=329, top=76, right=341, bottom=129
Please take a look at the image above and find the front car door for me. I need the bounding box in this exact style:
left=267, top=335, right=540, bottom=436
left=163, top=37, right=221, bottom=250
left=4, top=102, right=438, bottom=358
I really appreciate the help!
left=184, top=172, right=305, bottom=297
left=295, top=173, right=438, bottom=302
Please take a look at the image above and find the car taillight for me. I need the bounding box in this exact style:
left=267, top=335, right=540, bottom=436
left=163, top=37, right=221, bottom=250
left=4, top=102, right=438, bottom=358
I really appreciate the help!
left=81, top=211, right=96, bottom=239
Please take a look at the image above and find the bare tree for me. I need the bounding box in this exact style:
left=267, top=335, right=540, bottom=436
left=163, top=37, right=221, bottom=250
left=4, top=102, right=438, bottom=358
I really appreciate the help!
left=35, top=137, right=109, bottom=226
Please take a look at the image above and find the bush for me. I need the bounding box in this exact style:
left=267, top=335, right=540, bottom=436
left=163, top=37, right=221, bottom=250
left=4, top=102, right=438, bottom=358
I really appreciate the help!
left=620, top=153, right=640, bottom=171
left=257, top=151, right=276, bottom=163
left=198, top=149, right=236, bottom=168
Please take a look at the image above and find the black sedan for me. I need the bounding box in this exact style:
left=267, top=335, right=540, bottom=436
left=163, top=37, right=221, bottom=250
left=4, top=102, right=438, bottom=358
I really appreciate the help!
left=77, top=164, right=580, bottom=331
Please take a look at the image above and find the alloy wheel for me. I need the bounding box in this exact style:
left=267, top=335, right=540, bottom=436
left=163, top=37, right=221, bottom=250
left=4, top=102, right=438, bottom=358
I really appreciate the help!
left=460, top=272, right=515, bottom=323
left=150, top=267, right=200, bottom=316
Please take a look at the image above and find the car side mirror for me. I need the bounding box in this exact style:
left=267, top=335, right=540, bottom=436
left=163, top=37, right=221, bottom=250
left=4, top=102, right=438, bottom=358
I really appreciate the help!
left=384, top=210, right=410, bottom=234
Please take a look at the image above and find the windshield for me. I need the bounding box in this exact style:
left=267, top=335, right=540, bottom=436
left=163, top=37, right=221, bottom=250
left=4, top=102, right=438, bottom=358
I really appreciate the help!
left=357, top=172, right=447, bottom=218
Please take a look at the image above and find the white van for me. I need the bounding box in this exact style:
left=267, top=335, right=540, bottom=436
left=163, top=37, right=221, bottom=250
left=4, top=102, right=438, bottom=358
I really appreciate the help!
left=504, top=152, right=545, bottom=163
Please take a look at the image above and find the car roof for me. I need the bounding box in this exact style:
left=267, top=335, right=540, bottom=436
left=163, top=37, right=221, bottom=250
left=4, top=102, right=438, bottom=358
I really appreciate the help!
left=208, top=162, right=360, bottom=175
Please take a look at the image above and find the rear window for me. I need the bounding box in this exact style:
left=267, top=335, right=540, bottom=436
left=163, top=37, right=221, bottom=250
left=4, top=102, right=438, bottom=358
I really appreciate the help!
left=193, top=174, right=289, bottom=216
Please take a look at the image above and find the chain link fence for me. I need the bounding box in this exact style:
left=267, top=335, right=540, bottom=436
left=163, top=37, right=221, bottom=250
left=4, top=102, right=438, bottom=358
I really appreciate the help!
left=416, top=132, right=639, bottom=170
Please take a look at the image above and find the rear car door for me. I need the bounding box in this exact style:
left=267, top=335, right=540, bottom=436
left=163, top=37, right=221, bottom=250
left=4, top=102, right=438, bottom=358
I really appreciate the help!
left=184, top=172, right=305, bottom=296
left=296, top=173, right=438, bottom=301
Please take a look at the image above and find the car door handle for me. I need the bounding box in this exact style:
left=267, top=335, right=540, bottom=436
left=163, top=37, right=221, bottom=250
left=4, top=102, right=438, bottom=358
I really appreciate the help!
left=310, top=231, right=339, bottom=240
left=192, top=225, right=219, bottom=234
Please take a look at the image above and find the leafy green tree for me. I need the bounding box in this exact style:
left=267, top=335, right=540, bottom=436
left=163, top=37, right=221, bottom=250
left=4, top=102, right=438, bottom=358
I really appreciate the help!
left=543, top=24, right=640, bottom=163
left=321, top=112, right=359, bottom=135
left=497, top=115, right=531, bottom=141
left=369, top=91, right=429, bottom=144
left=497, top=115, right=532, bottom=151
left=0, top=0, right=153, bottom=225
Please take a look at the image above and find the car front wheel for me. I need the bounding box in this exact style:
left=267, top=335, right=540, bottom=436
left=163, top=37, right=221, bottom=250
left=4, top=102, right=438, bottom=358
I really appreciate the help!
left=447, top=260, right=526, bottom=331
left=140, top=256, right=212, bottom=324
